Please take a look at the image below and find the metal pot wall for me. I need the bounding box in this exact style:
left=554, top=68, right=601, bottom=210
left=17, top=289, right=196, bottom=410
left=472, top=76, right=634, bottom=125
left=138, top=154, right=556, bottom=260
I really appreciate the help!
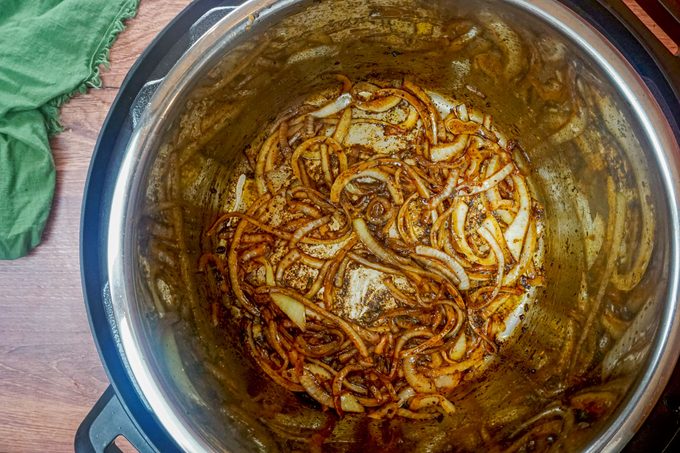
left=78, top=0, right=680, bottom=451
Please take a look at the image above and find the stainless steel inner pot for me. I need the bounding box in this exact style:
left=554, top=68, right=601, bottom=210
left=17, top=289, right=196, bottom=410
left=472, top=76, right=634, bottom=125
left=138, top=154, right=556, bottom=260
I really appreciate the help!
left=107, top=0, right=680, bottom=451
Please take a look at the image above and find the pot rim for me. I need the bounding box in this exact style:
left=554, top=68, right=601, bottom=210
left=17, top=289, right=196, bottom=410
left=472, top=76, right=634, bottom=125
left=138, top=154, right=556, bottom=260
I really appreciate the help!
left=106, top=1, right=680, bottom=451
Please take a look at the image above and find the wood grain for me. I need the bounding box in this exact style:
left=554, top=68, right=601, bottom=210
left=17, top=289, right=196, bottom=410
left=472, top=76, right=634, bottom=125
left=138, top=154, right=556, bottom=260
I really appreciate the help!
left=622, top=0, right=679, bottom=55
left=0, top=1, right=190, bottom=452
left=0, top=2, right=673, bottom=452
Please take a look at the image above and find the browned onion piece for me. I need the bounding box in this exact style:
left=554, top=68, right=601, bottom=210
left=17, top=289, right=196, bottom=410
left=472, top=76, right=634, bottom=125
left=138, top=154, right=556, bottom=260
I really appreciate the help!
left=396, top=408, right=440, bottom=420
left=409, top=394, right=456, bottom=414
left=347, top=169, right=403, bottom=204
left=355, top=95, right=402, bottom=112
left=403, top=79, right=444, bottom=143
left=330, top=158, right=402, bottom=203
left=399, top=105, right=419, bottom=130
left=262, top=286, right=372, bottom=358
left=289, top=215, right=331, bottom=248
left=428, top=171, right=459, bottom=210
left=333, top=107, right=352, bottom=144
left=299, top=367, right=335, bottom=406
left=375, top=87, right=436, bottom=143
left=366, top=197, right=393, bottom=226
left=404, top=356, right=436, bottom=393
left=255, top=132, right=279, bottom=194
left=246, top=322, right=303, bottom=392
left=451, top=199, right=496, bottom=266
left=292, top=136, right=348, bottom=186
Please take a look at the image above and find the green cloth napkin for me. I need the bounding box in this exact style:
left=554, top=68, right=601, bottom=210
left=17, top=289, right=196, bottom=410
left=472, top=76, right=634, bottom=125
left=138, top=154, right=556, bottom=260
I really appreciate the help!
left=0, top=0, right=139, bottom=259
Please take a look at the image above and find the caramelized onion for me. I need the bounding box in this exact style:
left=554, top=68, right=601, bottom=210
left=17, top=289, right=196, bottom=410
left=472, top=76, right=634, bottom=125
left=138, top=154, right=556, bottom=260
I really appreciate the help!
left=355, top=95, right=402, bottom=112
left=463, top=163, right=514, bottom=195
left=415, top=246, right=470, bottom=290
left=333, top=107, right=352, bottom=143
left=354, top=218, right=410, bottom=266
left=207, top=75, right=544, bottom=420
left=478, top=220, right=505, bottom=301
left=428, top=171, right=459, bottom=210
left=404, top=356, right=436, bottom=393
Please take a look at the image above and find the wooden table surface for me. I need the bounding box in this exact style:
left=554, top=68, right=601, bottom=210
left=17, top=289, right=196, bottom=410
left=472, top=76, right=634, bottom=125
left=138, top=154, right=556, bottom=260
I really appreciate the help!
left=0, top=1, right=674, bottom=452
left=0, top=1, right=190, bottom=451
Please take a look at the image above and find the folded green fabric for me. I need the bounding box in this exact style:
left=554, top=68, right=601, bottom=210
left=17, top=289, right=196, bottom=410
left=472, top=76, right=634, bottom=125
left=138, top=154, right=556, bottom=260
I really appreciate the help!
left=0, top=0, right=139, bottom=259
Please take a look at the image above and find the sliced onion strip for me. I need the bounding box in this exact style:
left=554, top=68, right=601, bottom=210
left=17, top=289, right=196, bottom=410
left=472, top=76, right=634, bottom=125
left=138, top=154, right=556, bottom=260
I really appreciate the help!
left=503, top=174, right=531, bottom=261
left=310, top=92, right=353, bottom=118
left=354, top=218, right=410, bottom=266
left=478, top=219, right=505, bottom=301
left=355, top=95, right=402, bottom=112
left=463, top=163, right=514, bottom=195
left=430, top=135, right=470, bottom=162
left=403, top=356, right=436, bottom=393
left=415, top=246, right=470, bottom=290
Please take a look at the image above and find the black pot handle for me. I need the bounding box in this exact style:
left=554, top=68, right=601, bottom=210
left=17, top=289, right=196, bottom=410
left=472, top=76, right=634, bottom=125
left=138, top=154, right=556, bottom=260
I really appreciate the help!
left=75, top=386, right=153, bottom=453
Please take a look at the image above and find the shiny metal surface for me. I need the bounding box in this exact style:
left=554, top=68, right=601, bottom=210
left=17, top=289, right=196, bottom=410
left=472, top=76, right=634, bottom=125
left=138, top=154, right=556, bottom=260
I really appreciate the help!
left=106, top=0, right=680, bottom=451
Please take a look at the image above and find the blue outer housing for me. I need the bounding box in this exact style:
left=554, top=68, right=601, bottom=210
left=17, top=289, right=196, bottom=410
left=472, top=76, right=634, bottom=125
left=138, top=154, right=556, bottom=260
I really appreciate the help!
left=80, top=1, right=240, bottom=450
left=79, top=0, right=679, bottom=451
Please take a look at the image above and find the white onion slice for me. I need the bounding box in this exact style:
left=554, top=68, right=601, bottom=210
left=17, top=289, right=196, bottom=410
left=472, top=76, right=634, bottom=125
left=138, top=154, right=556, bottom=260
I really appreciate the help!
left=503, top=221, right=536, bottom=286
left=271, top=293, right=306, bottom=330
left=397, top=387, right=416, bottom=406
left=310, top=92, right=353, bottom=118
left=433, top=374, right=459, bottom=391
left=299, top=368, right=333, bottom=406
left=484, top=155, right=501, bottom=205
left=415, top=245, right=470, bottom=290
left=430, top=135, right=469, bottom=162
left=479, top=219, right=505, bottom=301
left=465, top=163, right=514, bottom=195
left=448, top=333, right=467, bottom=361
left=452, top=199, right=495, bottom=266
left=341, top=394, right=365, bottom=413
left=231, top=174, right=246, bottom=212
left=353, top=218, right=409, bottom=266
left=503, top=174, right=530, bottom=261
left=428, top=171, right=458, bottom=210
